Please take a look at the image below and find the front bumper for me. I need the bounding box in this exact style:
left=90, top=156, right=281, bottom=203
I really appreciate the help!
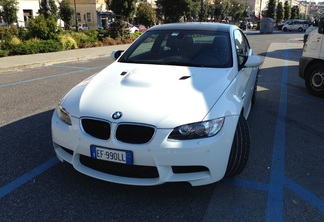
left=51, top=110, right=238, bottom=186
left=299, top=56, right=313, bottom=79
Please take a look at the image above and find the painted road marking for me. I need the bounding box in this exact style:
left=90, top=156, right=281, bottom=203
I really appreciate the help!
left=0, top=65, right=105, bottom=89
left=1, top=44, right=323, bottom=220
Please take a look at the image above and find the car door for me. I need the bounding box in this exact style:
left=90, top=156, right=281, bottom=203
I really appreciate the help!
left=293, top=21, right=301, bottom=31
left=233, top=30, right=257, bottom=116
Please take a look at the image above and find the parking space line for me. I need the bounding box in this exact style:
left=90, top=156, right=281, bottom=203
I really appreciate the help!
left=0, top=65, right=105, bottom=89
left=285, top=177, right=324, bottom=213
left=0, top=157, right=59, bottom=199
left=265, top=42, right=289, bottom=222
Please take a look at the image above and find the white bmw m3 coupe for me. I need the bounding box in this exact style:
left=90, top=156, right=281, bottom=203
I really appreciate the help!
left=51, top=23, right=263, bottom=186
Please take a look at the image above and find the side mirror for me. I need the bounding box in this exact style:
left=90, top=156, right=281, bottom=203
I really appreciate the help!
left=318, top=15, right=324, bottom=34
left=244, top=55, right=263, bottom=68
left=111, top=50, right=124, bottom=60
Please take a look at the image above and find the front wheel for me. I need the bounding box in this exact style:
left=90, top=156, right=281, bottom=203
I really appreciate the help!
left=305, top=63, right=324, bottom=97
left=225, top=115, right=250, bottom=177
left=298, top=27, right=303, bottom=32
left=283, top=27, right=287, bottom=32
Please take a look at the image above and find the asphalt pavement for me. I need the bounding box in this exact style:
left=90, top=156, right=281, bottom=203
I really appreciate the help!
left=0, top=44, right=131, bottom=73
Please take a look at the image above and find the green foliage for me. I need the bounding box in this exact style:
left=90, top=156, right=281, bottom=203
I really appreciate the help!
left=156, top=0, right=189, bottom=23
left=228, top=0, right=245, bottom=22
left=0, top=0, right=18, bottom=25
left=59, top=0, right=74, bottom=29
left=18, top=28, right=32, bottom=41
left=97, top=29, right=110, bottom=41
left=130, top=32, right=142, bottom=39
left=9, top=35, right=21, bottom=45
left=291, top=6, right=299, bottom=19
left=82, top=30, right=99, bottom=43
left=28, top=14, right=59, bottom=40
left=0, top=25, right=18, bottom=50
left=58, top=34, right=78, bottom=50
left=266, top=0, right=276, bottom=20
left=38, top=0, right=58, bottom=19
left=0, top=49, right=9, bottom=57
left=135, top=3, right=157, bottom=27
left=66, top=30, right=99, bottom=48
left=276, top=2, right=284, bottom=22
left=284, top=1, right=291, bottom=20
left=187, top=0, right=201, bottom=21
left=8, top=39, right=63, bottom=55
left=110, top=0, right=136, bottom=21
left=108, top=19, right=130, bottom=39
left=0, top=25, right=18, bottom=40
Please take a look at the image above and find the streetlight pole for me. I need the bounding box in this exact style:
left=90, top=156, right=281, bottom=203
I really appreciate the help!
left=74, top=0, right=78, bottom=32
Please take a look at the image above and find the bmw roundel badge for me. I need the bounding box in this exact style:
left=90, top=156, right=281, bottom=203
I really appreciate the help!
left=112, top=111, right=123, bottom=120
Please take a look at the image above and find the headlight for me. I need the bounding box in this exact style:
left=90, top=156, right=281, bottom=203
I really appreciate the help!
left=56, top=104, right=72, bottom=125
left=168, top=117, right=225, bottom=140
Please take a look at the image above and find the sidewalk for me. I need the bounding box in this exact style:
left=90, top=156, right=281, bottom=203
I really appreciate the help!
left=0, top=44, right=131, bottom=73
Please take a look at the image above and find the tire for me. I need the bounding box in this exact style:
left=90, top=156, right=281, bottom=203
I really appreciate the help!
left=298, top=27, right=303, bottom=32
left=225, top=115, right=250, bottom=177
left=305, top=63, right=324, bottom=97
left=283, top=27, right=287, bottom=32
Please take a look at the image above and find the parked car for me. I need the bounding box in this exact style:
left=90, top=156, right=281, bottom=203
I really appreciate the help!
left=136, top=25, right=147, bottom=32
left=71, top=23, right=89, bottom=31
left=282, top=19, right=309, bottom=32
left=129, top=25, right=139, bottom=33
left=277, top=19, right=294, bottom=30
left=51, top=23, right=263, bottom=186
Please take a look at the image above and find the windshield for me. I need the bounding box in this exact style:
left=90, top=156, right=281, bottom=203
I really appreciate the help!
left=119, top=30, right=233, bottom=68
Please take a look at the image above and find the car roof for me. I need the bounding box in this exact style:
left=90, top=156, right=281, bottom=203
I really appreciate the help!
left=148, top=22, right=235, bottom=33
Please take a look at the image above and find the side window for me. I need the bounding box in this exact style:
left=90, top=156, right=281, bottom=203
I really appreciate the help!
left=234, top=30, right=250, bottom=67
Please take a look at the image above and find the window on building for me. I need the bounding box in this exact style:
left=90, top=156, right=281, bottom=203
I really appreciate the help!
left=77, top=13, right=81, bottom=22
left=86, top=13, right=91, bottom=22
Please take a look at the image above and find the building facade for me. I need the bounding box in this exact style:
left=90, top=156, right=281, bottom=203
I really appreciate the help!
left=68, top=0, right=113, bottom=29
left=1, top=0, right=323, bottom=28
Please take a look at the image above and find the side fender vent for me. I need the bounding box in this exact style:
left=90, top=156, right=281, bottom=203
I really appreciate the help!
left=179, top=76, right=191, bottom=80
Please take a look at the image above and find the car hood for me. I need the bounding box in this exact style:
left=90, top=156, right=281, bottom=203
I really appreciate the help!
left=64, top=63, right=234, bottom=128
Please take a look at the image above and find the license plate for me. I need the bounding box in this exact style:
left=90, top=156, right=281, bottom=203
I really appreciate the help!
left=90, top=145, right=133, bottom=164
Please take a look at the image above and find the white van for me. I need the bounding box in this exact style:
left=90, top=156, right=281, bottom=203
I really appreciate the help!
left=282, top=19, right=309, bottom=32
left=303, top=19, right=319, bottom=44
left=299, top=14, right=324, bottom=97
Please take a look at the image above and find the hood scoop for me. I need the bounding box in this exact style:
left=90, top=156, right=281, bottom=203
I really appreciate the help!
left=120, top=71, right=128, bottom=76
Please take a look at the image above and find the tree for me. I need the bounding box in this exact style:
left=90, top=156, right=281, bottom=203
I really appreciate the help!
left=0, top=0, right=18, bottom=26
left=135, top=2, right=156, bottom=27
left=214, top=0, right=223, bottom=21
left=156, top=0, right=189, bottom=23
left=276, top=2, right=284, bottom=23
left=110, top=0, right=136, bottom=21
left=38, top=0, right=58, bottom=19
left=29, top=14, right=58, bottom=40
left=284, top=1, right=290, bottom=20
left=59, top=0, right=74, bottom=29
left=187, top=0, right=201, bottom=22
left=290, top=5, right=299, bottom=19
left=266, top=0, right=276, bottom=20
left=228, top=0, right=245, bottom=22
